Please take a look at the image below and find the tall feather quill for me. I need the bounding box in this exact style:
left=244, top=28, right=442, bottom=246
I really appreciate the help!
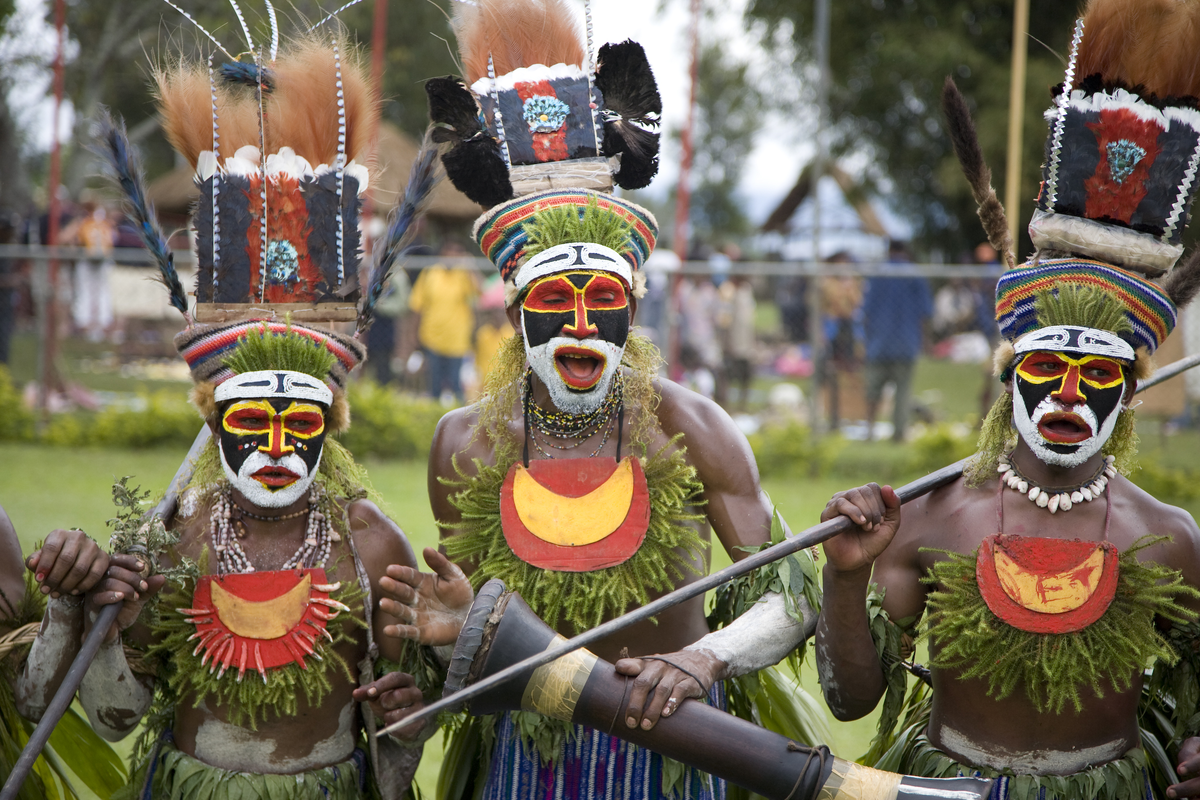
left=94, top=109, right=190, bottom=319
left=358, top=131, right=440, bottom=334
left=942, top=77, right=1015, bottom=269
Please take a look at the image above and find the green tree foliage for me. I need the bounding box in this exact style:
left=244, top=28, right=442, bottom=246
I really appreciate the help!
left=687, top=40, right=765, bottom=241
left=46, top=0, right=455, bottom=196
left=746, top=0, right=1079, bottom=255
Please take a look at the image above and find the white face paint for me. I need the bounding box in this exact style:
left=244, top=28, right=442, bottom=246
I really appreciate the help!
left=219, top=446, right=322, bottom=508
left=217, top=397, right=327, bottom=508
left=1013, top=393, right=1121, bottom=468
left=1010, top=349, right=1127, bottom=470
left=524, top=334, right=625, bottom=415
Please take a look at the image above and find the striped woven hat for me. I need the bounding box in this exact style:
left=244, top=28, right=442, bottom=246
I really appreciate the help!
left=174, top=320, right=366, bottom=390
left=995, top=258, right=1177, bottom=355
left=473, top=189, right=658, bottom=286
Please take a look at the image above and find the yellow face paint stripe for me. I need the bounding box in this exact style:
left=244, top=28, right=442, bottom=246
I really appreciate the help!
left=222, top=400, right=327, bottom=439
left=1015, top=353, right=1126, bottom=390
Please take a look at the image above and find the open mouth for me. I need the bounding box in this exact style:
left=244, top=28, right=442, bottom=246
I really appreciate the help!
left=1038, top=411, right=1093, bottom=444
left=251, top=465, right=301, bottom=489
left=554, top=346, right=606, bottom=391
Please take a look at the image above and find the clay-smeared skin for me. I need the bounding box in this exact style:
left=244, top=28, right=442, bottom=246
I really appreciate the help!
left=816, top=384, right=1200, bottom=784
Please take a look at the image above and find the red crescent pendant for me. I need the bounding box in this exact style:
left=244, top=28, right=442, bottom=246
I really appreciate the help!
left=976, top=535, right=1119, bottom=634
left=500, top=456, right=651, bottom=572
left=178, top=568, right=350, bottom=681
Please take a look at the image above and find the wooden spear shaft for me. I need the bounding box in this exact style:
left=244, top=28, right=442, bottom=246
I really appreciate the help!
left=379, top=351, right=1200, bottom=738
left=0, top=426, right=212, bottom=800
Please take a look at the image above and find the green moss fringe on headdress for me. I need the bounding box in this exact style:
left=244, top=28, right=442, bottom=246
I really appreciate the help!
left=474, top=329, right=664, bottom=457
left=922, top=536, right=1198, bottom=715
left=442, top=437, right=707, bottom=634
left=222, top=323, right=337, bottom=380
left=521, top=195, right=635, bottom=259
left=1034, top=285, right=1134, bottom=335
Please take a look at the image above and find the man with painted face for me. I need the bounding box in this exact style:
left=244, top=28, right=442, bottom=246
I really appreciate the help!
left=809, top=4, right=1200, bottom=794
left=65, top=322, right=436, bottom=800
left=378, top=191, right=819, bottom=800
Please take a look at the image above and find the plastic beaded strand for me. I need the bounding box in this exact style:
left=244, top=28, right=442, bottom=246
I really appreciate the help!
left=584, top=0, right=602, bottom=156
left=333, top=37, right=347, bottom=286
left=209, top=52, right=222, bottom=293
left=489, top=54, right=511, bottom=168
left=255, top=45, right=269, bottom=302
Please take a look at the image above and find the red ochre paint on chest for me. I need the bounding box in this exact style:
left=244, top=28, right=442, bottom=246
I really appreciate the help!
left=179, top=568, right=350, bottom=681
left=976, top=534, right=1120, bottom=634
left=500, top=456, right=651, bottom=572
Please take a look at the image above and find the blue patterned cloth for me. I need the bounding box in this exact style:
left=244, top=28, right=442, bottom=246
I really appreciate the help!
left=482, top=683, right=728, bottom=800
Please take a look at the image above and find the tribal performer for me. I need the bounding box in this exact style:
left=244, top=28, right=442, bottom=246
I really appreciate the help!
left=376, top=1, right=821, bottom=798
left=30, top=10, right=446, bottom=799
left=816, top=2, right=1200, bottom=798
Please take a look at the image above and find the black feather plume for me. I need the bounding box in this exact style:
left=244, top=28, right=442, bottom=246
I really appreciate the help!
left=427, top=77, right=484, bottom=144
left=442, top=138, right=512, bottom=207
left=93, top=109, right=189, bottom=318
left=942, top=77, right=1014, bottom=269
left=1165, top=248, right=1200, bottom=308
left=358, top=130, right=441, bottom=333
left=595, top=41, right=661, bottom=122
left=595, top=41, right=661, bottom=190
left=221, top=61, right=274, bottom=92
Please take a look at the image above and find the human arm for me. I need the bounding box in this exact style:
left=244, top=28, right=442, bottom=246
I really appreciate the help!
left=14, top=528, right=115, bottom=718
left=814, top=482, right=921, bottom=721
left=616, top=383, right=817, bottom=728
left=76, top=553, right=164, bottom=740
left=350, top=498, right=472, bottom=743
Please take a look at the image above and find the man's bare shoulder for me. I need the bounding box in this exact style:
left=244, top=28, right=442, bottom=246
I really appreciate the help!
left=1110, top=475, right=1200, bottom=570
left=652, top=377, right=757, bottom=477
left=653, top=377, right=742, bottom=442
left=430, top=404, right=492, bottom=468
left=891, top=475, right=998, bottom=553
left=346, top=498, right=418, bottom=572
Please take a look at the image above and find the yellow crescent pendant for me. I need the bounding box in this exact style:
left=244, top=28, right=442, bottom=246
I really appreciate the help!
left=512, top=458, right=635, bottom=546
left=993, top=546, right=1105, bottom=614
left=210, top=572, right=312, bottom=639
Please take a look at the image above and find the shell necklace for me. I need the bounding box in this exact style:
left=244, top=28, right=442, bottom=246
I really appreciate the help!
left=996, top=454, right=1116, bottom=514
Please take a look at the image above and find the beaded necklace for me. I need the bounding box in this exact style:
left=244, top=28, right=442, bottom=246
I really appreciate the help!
left=209, top=484, right=336, bottom=575
left=523, top=368, right=624, bottom=460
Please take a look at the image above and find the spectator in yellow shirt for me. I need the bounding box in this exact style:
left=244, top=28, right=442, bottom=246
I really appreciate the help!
left=409, top=240, right=479, bottom=402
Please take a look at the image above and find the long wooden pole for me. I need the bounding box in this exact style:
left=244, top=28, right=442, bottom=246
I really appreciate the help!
left=379, top=351, right=1200, bottom=738
left=1003, top=0, right=1030, bottom=251
left=0, top=426, right=212, bottom=800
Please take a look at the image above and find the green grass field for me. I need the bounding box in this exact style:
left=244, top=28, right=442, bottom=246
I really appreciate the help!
left=0, top=442, right=883, bottom=794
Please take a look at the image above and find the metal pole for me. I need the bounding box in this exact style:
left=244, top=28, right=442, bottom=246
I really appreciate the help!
left=667, top=0, right=701, bottom=381
left=39, top=0, right=68, bottom=420
left=1003, top=0, right=1030, bottom=251
left=0, top=426, right=211, bottom=800
left=808, top=0, right=830, bottom=434
left=378, top=350, right=1200, bottom=739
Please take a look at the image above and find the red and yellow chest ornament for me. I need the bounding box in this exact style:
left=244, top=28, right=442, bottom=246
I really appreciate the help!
left=500, top=456, right=651, bottom=572
left=178, top=568, right=350, bottom=681
left=976, top=534, right=1119, bottom=634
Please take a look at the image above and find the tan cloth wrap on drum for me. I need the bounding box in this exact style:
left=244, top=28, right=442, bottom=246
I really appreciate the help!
left=520, top=634, right=600, bottom=722
left=815, top=759, right=902, bottom=800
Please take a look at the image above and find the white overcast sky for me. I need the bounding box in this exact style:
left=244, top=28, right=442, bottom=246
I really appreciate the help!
left=5, top=0, right=812, bottom=225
